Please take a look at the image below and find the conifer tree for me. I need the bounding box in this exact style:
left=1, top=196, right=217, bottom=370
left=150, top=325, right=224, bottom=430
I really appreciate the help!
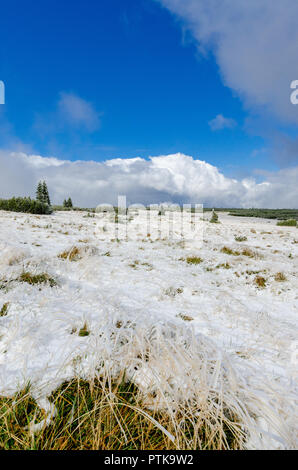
left=42, top=181, right=51, bottom=205
left=36, top=181, right=43, bottom=203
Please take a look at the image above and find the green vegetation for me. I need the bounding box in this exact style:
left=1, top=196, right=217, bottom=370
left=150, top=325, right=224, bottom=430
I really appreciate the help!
left=209, top=210, right=219, bottom=223
left=18, top=272, right=57, bottom=287
left=186, top=256, right=203, bottom=265
left=228, top=209, right=298, bottom=221
left=36, top=181, right=51, bottom=206
left=0, top=197, right=52, bottom=215
left=220, top=247, right=240, bottom=256
left=235, top=236, right=247, bottom=242
left=220, top=247, right=256, bottom=258
left=0, top=377, right=243, bottom=450
left=63, top=198, right=73, bottom=209
left=276, top=219, right=297, bottom=227
left=78, top=323, right=90, bottom=337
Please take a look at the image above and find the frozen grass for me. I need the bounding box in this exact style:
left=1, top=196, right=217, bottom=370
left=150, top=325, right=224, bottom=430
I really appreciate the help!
left=58, top=246, right=81, bottom=261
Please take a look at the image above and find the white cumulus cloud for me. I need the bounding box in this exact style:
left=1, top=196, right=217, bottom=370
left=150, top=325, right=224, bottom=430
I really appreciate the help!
left=0, top=151, right=297, bottom=209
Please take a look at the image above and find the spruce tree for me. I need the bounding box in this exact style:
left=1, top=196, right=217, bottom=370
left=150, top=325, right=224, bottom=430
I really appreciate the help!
left=42, top=181, right=51, bottom=206
left=67, top=197, right=73, bottom=208
left=36, top=181, right=43, bottom=203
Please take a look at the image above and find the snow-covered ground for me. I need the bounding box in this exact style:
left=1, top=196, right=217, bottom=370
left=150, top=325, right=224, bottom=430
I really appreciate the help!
left=0, top=209, right=297, bottom=448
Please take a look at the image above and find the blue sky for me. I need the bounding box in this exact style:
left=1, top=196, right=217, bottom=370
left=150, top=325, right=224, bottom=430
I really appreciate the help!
left=0, top=0, right=274, bottom=177
left=0, top=0, right=298, bottom=208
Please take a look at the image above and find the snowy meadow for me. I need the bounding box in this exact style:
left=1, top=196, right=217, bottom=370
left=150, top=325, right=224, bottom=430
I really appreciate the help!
left=0, top=209, right=297, bottom=449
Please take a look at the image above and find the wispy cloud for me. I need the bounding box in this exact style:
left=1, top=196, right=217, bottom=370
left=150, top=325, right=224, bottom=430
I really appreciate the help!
left=208, top=114, right=237, bottom=131
left=34, top=92, right=102, bottom=136
left=57, top=92, right=101, bottom=132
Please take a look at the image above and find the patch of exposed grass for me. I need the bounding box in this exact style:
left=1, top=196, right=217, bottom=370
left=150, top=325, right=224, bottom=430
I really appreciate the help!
left=78, top=323, right=90, bottom=337
left=234, top=236, right=247, bottom=242
left=241, top=248, right=256, bottom=258
left=216, top=262, right=231, bottom=269
left=58, top=246, right=81, bottom=262
left=164, top=287, right=184, bottom=297
left=186, top=256, right=203, bottom=265
left=274, top=272, right=287, bottom=282
left=0, top=376, right=243, bottom=450
left=254, top=276, right=266, bottom=288
left=177, top=313, right=194, bottom=322
left=18, top=272, right=57, bottom=288
left=0, top=302, right=9, bottom=317
left=220, top=247, right=240, bottom=256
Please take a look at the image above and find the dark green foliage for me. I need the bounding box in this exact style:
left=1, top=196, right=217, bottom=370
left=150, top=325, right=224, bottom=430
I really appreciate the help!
left=0, top=197, right=52, bottom=214
left=52, top=205, right=94, bottom=212
left=229, top=209, right=298, bottom=220
left=36, top=181, right=43, bottom=202
left=276, top=219, right=297, bottom=227
left=63, top=198, right=73, bottom=208
left=42, top=181, right=51, bottom=206
left=36, top=181, right=51, bottom=206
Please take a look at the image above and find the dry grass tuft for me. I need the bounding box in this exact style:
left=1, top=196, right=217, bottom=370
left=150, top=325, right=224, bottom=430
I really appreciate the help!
left=0, top=302, right=9, bottom=317
left=220, top=247, right=240, bottom=256
left=254, top=276, right=266, bottom=288
left=274, top=272, right=287, bottom=282
left=58, top=246, right=81, bottom=262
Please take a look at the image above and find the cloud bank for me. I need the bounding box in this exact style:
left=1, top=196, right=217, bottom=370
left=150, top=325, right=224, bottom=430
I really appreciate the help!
left=0, top=151, right=297, bottom=209
left=158, top=0, right=298, bottom=125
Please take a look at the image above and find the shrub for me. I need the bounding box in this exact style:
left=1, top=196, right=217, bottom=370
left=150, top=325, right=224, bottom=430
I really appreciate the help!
left=277, top=219, right=297, bottom=227
left=0, top=197, right=52, bottom=215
